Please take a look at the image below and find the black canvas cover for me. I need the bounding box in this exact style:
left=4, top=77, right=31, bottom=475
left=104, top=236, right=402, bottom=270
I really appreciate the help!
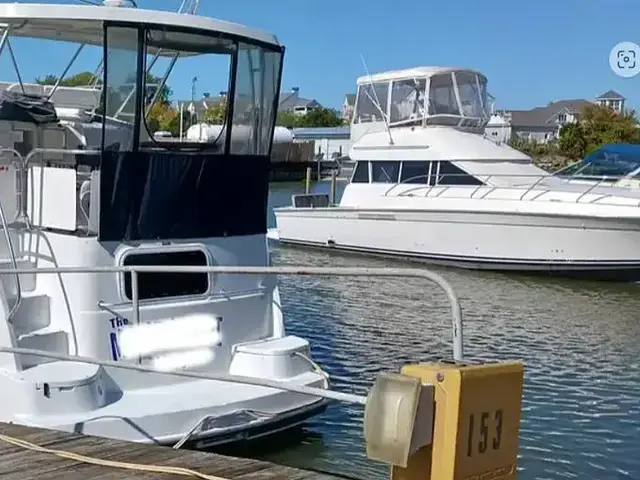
left=0, top=90, right=59, bottom=124
left=98, top=151, right=270, bottom=241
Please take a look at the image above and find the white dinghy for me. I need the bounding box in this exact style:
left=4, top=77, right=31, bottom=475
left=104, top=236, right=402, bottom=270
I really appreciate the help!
left=0, top=0, right=330, bottom=448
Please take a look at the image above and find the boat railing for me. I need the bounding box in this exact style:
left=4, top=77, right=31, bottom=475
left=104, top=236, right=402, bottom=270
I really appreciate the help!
left=0, top=264, right=465, bottom=365
left=383, top=172, right=640, bottom=206
left=0, top=148, right=23, bottom=324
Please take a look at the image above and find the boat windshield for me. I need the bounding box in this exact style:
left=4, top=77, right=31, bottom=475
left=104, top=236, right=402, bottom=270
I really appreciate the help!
left=353, top=70, right=489, bottom=128
left=557, top=145, right=640, bottom=180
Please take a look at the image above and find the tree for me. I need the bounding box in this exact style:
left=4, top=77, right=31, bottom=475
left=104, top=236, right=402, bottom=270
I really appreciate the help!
left=36, top=71, right=97, bottom=87
left=557, top=123, right=587, bottom=160
left=276, top=107, right=345, bottom=129
left=296, top=107, right=345, bottom=128
left=203, top=99, right=227, bottom=124
left=558, top=104, right=640, bottom=159
left=276, top=110, right=298, bottom=128
left=508, top=137, right=557, bottom=158
left=146, top=103, right=177, bottom=135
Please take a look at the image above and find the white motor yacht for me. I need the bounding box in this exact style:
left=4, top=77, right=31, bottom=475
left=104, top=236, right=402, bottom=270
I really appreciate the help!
left=0, top=0, right=329, bottom=447
left=272, top=66, right=640, bottom=281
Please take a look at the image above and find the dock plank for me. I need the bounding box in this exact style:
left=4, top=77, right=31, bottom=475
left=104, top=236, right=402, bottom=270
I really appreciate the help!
left=0, top=423, right=343, bottom=480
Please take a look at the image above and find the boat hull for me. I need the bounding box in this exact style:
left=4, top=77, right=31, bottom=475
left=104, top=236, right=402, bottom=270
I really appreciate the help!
left=273, top=207, right=640, bottom=281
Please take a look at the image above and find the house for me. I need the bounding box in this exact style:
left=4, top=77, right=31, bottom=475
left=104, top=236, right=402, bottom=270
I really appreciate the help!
left=341, top=93, right=356, bottom=122
left=278, top=87, right=322, bottom=115
left=595, top=90, right=625, bottom=113
left=174, top=87, right=323, bottom=122
left=485, top=90, right=627, bottom=143
left=175, top=92, right=225, bottom=123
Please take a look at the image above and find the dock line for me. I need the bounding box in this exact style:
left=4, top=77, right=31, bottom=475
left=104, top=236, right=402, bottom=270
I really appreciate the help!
left=0, top=432, right=226, bottom=479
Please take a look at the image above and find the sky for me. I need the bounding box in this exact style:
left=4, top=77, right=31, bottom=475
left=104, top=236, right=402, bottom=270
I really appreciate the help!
left=1, top=0, right=639, bottom=112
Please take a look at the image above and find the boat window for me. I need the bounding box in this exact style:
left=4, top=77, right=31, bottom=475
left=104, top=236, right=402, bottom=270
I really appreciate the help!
left=371, top=161, right=400, bottom=183
left=400, top=161, right=430, bottom=184
left=140, top=29, right=235, bottom=152
left=389, top=79, right=427, bottom=124
left=436, top=161, right=483, bottom=186
left=354, top=82, right=389, bottom=124
left=428, top=74, right=460, bottom=116
left=351, top=161, right=369, bottom=183
left=104, top=27, right=140, bottom=151
left=455, top=72, right=487, bottom=118
left=122, top=250, right=209, bottom=301
left=230, top=43, right=282, bottom=155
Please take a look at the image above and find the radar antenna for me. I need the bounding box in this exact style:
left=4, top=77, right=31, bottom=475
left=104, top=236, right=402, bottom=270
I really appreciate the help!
left=359, top=54, right=394, bottom=145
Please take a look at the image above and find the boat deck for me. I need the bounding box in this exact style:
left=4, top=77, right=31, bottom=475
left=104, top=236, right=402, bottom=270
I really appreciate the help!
left=0, top=422, right=342, bottom=480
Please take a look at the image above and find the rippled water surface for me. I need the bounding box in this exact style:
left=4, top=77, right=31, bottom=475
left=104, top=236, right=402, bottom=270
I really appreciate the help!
left=245, top=183, right=640, bottom=479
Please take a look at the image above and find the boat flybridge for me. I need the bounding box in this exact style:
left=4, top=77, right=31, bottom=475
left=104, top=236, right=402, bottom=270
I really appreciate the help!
left=0, top=1, right=331, bottom=447
left=272, top=66, right=640, bottom=281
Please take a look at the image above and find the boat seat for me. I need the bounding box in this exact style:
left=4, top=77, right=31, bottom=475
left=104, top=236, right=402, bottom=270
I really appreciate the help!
left=21, top=360, right=101, bottom=388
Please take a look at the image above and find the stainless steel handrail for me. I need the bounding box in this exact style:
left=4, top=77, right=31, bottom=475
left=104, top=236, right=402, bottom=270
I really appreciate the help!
left=0, top=265, right=465, bottom=362
left=0, top=148, right=25, bottom=323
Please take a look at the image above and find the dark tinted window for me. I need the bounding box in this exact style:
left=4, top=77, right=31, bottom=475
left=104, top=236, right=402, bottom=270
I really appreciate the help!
left=122, top=250, right=209, bottom=301
left=400, top=161, right=430, bottom=184
left=436, top=161, right=483, bottom=186
left=351, top=161, right=369, bottom=183
left=371, top=161, right=400, bottom=183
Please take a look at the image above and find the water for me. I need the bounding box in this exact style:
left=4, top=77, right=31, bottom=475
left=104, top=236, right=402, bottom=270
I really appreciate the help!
left=244, top=181, right=640, bottom=479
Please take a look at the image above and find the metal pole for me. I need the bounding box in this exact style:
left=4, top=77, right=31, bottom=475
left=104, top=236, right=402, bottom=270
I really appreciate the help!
left=179, top=102, right=184, bottom=140
left=48, top=43, right=86, bottom=100
left=330, top=170, right=337, bottom=204
left=6, top=38, right=25, bottom=94
left=305, top=166, right=312, bottom=193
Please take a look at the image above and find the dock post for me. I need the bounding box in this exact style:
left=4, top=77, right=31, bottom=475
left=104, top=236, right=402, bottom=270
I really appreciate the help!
left=305, top=166, right=312, bottom=194
left=330, top=170, right=337, bottom=205
left=390, top=362, right=524, bottom=480
left=362, top=361, right=524, bottom=480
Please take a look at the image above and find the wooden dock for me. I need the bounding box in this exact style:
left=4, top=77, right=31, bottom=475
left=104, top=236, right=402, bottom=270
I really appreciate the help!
left=0, top=422, right=344, bottom=480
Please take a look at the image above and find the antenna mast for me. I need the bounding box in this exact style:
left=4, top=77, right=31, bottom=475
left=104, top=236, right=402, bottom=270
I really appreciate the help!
left=359, top=54, right=394, bottom=145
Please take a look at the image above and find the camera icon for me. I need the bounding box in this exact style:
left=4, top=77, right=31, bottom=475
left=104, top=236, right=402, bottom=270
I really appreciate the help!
left=617, top=49, right=636, bottom=69
left=610, top=41, right=640, bottom=77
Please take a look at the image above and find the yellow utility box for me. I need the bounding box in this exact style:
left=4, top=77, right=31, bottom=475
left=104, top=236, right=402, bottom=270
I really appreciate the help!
left=391, top=362, right=524, bottom=480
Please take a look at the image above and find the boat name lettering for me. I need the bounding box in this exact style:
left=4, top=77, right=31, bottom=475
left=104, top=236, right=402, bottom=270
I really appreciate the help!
left=107, top=316, right=128, bottom=361
left=108, top=316, right=130, bottom=329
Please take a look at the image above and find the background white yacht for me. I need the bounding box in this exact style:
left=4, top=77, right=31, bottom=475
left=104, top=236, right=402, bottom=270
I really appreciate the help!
left=0, top=1, right=329, bottom=447
left=272, top=66, right=640, bottom=281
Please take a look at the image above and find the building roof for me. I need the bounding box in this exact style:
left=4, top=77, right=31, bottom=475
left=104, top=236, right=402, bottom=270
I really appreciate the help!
left=0, top=3, right=281, bottom=48
left=278, top=91, right=322, bottom=110
left=501, top=99, right=593, bottom=128
left=596, top=90, right=625, bottom=100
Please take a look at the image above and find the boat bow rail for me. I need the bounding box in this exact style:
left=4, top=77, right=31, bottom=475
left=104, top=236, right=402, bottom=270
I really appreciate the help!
left=380, top=171, right=640, bottom=208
